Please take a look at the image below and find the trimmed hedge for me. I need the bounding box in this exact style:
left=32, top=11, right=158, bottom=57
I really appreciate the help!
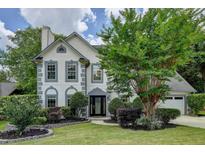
left=155, top=108, right=181, bottom=125
left=187, top=94, right=205, bottom=115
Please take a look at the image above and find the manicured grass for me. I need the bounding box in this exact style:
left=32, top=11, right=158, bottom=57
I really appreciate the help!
left=10, top=122, right=205, bottom=145
left=198, top=111, right=205, bottom=116
left=0, top=120, right=7, bottom=131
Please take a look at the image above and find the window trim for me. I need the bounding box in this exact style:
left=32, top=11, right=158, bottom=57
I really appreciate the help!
left=91, top=63, right=103, bottom=83
left=56, top=44, right=66, bottom=53
left=65, top=61, right=78, bottom=82
left=45, top=61, right=58, bottom=82
left=45, top=86, right=58, bottom=107
left=65, top=86, right=77, bottom=106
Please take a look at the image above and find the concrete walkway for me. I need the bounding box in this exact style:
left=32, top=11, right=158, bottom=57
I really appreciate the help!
left=171, top=115, right=205, bottom=129
left=89, top=117, right=118, bottom=126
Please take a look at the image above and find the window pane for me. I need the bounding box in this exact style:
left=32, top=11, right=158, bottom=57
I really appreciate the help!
left=67, top=63, right=77, bottom=80
left=47, top=63, right=56, bottom=80
left=47, top=95, right=56, bottom=107
left=93, top=65, right=102, bottom=81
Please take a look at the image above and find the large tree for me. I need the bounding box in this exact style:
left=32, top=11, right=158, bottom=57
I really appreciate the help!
left=3, top=27, right=65, bottom=94
left=98, top=8, right=205, bottom=117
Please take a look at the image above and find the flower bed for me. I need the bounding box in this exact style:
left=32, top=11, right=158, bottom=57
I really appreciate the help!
left=0, top=128, right=53, bottom=144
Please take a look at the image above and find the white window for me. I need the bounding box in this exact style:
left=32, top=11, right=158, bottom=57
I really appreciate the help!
left=45, top=61, right=57, bottom=82
left=92, top=64, right=103, bottom=83
left=47, top=95, right=57, bottom=107
left=66, top=61, right=78, bottom=82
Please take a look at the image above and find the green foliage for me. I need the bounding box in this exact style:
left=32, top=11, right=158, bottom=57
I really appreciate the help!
left=98, top=8, right=205, bottom=117
left=32, top=116, right=47, bottom=125
left=3, top=95, right=40, bottom=134
left=2, top=28, right=66, bottom=93
left=61, top=106, right=72, bottom=119
left=131, top=97, right=143, bottom=109
left=108, top=98, right=124, bottom=119
left=187, top=94, right=205, bottom=115
left=136, top=116, right=162, bottom=130
left=70, top=92, right=88, bottom=116
left=39, top=108, right=49, bottom=120
left=155, top=108, right=181, bottom=125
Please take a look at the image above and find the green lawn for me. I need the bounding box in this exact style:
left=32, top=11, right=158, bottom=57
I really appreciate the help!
left=0, top=121, right=7, bottom=131
left=3, top=122, right=203, bottom=145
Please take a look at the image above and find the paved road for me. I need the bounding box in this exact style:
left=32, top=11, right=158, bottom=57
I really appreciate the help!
left=171, top=115, right=205, bottom=129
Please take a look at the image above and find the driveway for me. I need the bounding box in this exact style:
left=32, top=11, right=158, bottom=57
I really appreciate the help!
left=171, top=115, right=205, bottom=129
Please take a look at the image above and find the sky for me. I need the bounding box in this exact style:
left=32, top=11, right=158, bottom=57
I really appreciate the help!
left=0, top=8, right=144, bottom=51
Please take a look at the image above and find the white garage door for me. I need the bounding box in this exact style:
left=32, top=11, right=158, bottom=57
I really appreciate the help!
left=159, top=96, right=185, bottom=114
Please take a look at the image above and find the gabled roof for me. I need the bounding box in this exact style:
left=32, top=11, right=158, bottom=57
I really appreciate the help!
left=33, top=38, right=88, bottom=61
left=0, top=82, right=16, bottom=96
left=167, top=72, right=197, bottom=93
left=88, top=87, right=107, bottom=96
left=65, top=32, right=99, bottom=53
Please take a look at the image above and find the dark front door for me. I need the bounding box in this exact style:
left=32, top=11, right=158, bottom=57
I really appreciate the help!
left=90, top=96, right=106, bottom=116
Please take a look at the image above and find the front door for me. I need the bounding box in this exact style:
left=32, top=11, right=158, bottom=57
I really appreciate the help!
left=90, top=96, right=106, bottom=116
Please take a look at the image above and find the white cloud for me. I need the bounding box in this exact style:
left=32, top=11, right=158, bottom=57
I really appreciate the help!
left=0, top=20, right=14, bottom=51
left=104, top=8, right=124, bottom=19
left=85, top=34, right=104, bottom=45
left=20, top=8, right=96, bottom=35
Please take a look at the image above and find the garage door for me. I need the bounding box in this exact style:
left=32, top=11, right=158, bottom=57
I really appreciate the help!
left=159, top=96, right=185, bottom=114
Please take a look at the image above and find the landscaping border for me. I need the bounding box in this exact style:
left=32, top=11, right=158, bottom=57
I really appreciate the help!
left=0, top=129, right=53, bottom=144
left=32, top=119, right=91, bottom=129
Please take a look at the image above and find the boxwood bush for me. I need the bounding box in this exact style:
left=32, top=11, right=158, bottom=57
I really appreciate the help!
left=131, top=97, right=143, bottom=110
left=61, top=106, right=72, bottom=119
left=70, top=92, right=88, bottom=117
left=155, top=108, right=180, bottom=125
left=108, top=98, right=124, bottom=120
left=187, top=94, right=205, bottom=115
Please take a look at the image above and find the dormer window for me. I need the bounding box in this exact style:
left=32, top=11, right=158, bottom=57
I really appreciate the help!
left=57, top=45, right=66, bottom=53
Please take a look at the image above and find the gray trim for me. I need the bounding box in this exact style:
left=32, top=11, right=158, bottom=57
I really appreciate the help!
left=45, top=60, right=58, bottom=82
left=65, top=86, right=77, bottom=106
left=65, top=61, right=78, bottom=82
left=45, top=86, right=58, bottom=107
left=56, top=44, right=66, bottom=53
left=91, top=63, right=103, bottom=83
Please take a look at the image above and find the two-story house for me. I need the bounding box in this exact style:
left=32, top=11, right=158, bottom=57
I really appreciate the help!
left=33, top=26, right=196, bottom=117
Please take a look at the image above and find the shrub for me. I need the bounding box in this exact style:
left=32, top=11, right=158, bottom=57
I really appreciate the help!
left=136, top=116, right=162, bottom=130
left=47, top=107, right=61, bottom=123
left=61, top=106, right=71, bottom=119
left=39, top=108, right=49, bottom=120
left=32, top=116, right=47, bottom=125
left=155, top=108, right=181, bottom=125
left=0, top=95, right=37, bottom=121
left=3, top=95, right=40, bottom=134
left=108, top=98, right=124, bottom=120
left=117, top=108, right=142, bottom=128
left=187, top=94, right=205, bottom=115
left=70, top=92, right=88, bottom=117
left=131, top=97, right=143, bottom=110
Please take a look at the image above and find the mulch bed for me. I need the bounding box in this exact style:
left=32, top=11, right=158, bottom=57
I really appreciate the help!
left=0, top=129, right=48, bottom=140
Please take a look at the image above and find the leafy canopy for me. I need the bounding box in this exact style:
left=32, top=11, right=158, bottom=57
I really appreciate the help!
left=98, top=9, right=205, bottom=116
left=2, top=27, right=65, bottom=93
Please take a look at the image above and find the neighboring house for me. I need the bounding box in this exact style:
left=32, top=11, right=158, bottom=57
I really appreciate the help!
left=0, top=82, right=16, bottom=96
left=33, top=26, right=196, bottom=117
